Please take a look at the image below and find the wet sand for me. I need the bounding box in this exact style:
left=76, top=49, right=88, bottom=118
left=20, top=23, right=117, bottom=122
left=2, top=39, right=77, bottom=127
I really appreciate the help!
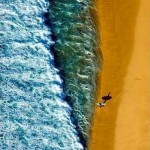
left=89, top=0, right=150, bottom=150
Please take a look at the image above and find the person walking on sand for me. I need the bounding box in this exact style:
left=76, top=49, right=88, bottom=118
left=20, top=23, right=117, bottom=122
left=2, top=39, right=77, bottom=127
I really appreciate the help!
left=97, top=92, right=112, bottom=108
left=97, top=102, right=106, bottom=108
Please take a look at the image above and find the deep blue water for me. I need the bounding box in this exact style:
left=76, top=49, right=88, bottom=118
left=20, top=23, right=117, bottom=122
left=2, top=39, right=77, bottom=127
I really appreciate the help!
left=0, top=0, right=83, bottom=149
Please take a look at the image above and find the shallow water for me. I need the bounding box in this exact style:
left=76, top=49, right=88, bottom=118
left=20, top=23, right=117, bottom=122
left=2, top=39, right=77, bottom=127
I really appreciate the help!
left=49, top=0, right=100, bottom=146
left=0, top=0, right=83, bottom=149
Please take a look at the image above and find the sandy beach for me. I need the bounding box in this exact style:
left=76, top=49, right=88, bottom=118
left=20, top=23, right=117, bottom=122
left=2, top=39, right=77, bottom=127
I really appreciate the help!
left=89, top=0, right=150, bottom=150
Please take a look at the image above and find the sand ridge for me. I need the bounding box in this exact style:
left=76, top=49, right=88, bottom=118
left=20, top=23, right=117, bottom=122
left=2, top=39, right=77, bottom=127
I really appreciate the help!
left=89, top=0, right=150, bottom=149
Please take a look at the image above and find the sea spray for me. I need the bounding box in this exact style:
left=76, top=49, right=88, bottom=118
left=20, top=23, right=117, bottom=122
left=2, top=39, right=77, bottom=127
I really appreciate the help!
left=49, top=0, right=101, bottom=146
left=0, top=0, right=83, bottom=149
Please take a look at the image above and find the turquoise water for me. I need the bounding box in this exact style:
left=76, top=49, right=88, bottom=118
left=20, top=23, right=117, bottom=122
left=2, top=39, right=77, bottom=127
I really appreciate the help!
left=0, top=0, right=84, bottom=149
left=0, top=0, right=101, bottom=149
left=49, top=0, right=100, bottom=147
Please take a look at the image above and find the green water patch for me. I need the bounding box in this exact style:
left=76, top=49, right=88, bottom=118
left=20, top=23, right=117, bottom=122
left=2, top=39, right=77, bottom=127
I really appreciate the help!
left=49, top=0, right=102, bottom=147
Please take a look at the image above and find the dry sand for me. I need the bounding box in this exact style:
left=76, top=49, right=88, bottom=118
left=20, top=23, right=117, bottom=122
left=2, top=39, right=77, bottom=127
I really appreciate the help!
left=89, top=0, right=150, bottom=149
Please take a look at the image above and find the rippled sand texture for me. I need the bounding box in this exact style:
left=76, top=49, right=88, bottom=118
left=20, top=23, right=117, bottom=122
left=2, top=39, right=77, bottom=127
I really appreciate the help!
left=49, top=1, right=101, bottom=146
left=89, top=0, right=150, bottom=150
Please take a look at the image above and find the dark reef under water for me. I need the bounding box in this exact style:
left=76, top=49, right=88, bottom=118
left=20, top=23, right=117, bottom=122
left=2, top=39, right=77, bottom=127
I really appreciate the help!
left=47, top=0, right=101, bottom=148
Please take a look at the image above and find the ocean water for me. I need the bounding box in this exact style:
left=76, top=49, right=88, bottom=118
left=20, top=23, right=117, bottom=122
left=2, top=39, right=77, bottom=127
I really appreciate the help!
left=49, top=0, right=101, bottom=147
left=0, top=0, right=83, bottom=149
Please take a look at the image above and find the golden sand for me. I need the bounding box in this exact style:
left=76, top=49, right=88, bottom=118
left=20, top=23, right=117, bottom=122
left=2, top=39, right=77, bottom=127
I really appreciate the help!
left=89, top=0, right=150, bottom=149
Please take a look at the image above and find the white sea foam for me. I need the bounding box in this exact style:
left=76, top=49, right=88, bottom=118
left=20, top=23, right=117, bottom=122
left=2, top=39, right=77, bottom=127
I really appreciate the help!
left=0, top=0, right=83, bottom=149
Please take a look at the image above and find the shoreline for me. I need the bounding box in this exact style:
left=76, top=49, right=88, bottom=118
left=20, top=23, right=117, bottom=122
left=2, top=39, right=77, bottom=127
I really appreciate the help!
left=49, top=1, right=101, bottom=148
left=89, top=0, right=150, bottom=149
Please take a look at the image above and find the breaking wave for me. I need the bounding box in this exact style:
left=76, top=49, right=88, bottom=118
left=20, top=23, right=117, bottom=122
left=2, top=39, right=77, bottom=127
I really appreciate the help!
left=49, top=0, right=101, bottom=147
left=0, top=0, right=83, bottom=149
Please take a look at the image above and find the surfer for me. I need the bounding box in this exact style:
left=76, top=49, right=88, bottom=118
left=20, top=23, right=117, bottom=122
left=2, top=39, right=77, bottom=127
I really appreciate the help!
left=97, top=92, right=112, bottom=108
left=97, top=102, right=106, bottom=108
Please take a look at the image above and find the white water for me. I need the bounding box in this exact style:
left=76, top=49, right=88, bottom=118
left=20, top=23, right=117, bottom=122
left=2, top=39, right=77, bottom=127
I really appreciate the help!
left=0, top=0, right=83, bottom=149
